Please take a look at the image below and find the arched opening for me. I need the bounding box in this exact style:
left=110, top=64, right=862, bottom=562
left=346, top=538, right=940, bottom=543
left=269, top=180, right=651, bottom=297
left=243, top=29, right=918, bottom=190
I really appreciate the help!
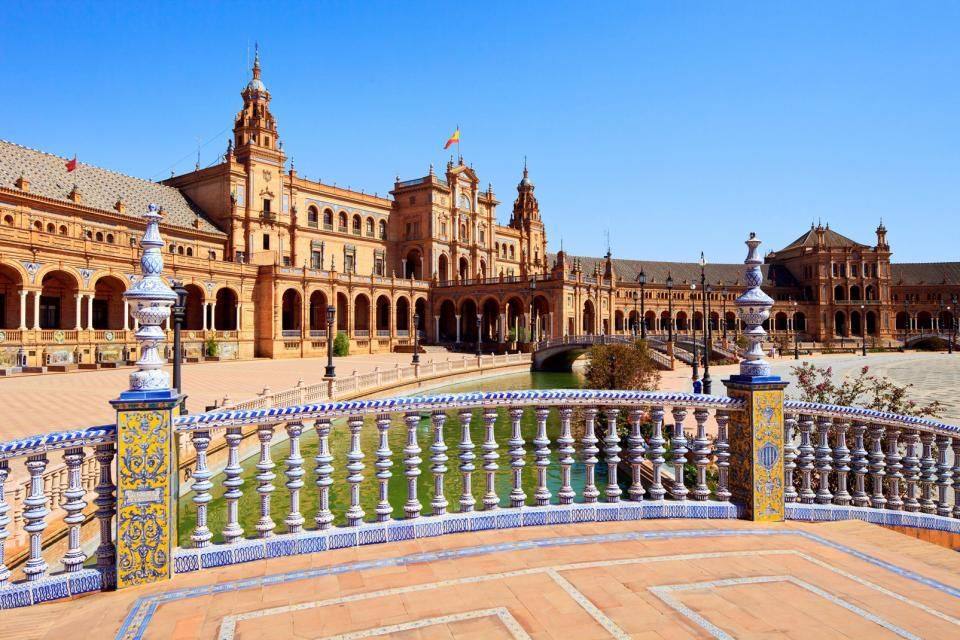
left=940, top=310, right=954, bottom=334
left=459, top=298, right=478, bottom=343
left=709, top=311, right=720, bottom=332
left=365, top=218, right=374, bottom=237
left=627, top=310, right=639, bottom=334
left=865, top=285, right=876, bottom=301
left=378, top=220, right=387, bottom=240
left=458, top=257, right=469, bottom=281
left=438, top=299, right=457, bottom=342
left=774, top=312, right=788, bottom=332
left=644, top=310, right=656, bottom=332
left=404, top=249, right=422, bottom=279
left=794, top=312, right=807, bottom=333
left=309, top=291, right=328, bottom=333
left=437, top=254, right=449, bottom=283
left=354, top=294, right=371, bottom=333
left=866, top=311, right=878, bottom=336
left=660, top=310, right=671, bottom=333
left=352, top=214, right=362, bottom=235
left=375, top=295, right=391, bottom=334
left=323, top=209, right=334, bottom=228
left=215, top=288, right=238, bottom=331
left=917, top=311, right=933, bottom=331
left=724, top=311, right=737, bottom=332
left=850, top=310, right=862, bottom=336
left=183, top=284, right=205, bottom=330
left=582, top=300, right=596, bottom=335
left=895, top=311, right=908, bottom=331
left=532, top=295, right=550, bottom=341
left=505, top=297, right=525, bottom=341
left=834, top=311, right=847, bottom=337
left=414, top=299, right=427, bottom=336
left=336, top=292, right=349, bottom=332
left=281, top=289, right=302, bottom=333
left=92, top=276, right=126, bottom=330
left=676, top=311, right=688, bottom=332
left=692, top=311, right=704, bottom=332
left=307, top=206, right=319, bottom=228
left=395, top=296, right=410, bottom=333
left=0, top=264, right=24, bottom=329
left=834, top=285, right=846, bottom=302
left=479, top=260, right=487, bottom=279
left=338, top=211, right=348, bottom=232
left=614, top=310, right=625, bottom=333
left=480, top=298, right=499, bottom=343
left=850, top=285, right=862, bottom=301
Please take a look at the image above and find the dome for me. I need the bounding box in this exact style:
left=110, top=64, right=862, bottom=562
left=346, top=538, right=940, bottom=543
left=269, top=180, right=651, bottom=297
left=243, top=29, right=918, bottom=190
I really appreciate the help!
left=518, top=166, right=534, bottom=189
left=246, top=77, right=267, bottom=93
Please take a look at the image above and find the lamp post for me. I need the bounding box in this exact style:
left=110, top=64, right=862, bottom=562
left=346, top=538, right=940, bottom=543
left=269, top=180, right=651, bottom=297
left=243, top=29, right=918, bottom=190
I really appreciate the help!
left=793, top=299, right=799, bottom=360
left=632, top=291, right=638, bottom=338
left=638, top=269, right=647, bottom=339
left=690, top=283, right=699, bottom=391
left=666, top=272, right=674, bottom=343
left=412, top=312, right=421, bottom=365
left=860, top=304, right=867, bottom=357
left=325, top=305, right=336, bottom=378
left=903, top=298, right=909, bottom=347
left=476, top=312, right=482, bottom=357
left=950, top=295, right=957, bottom=354
left=699, top=252, right=712, bottom=395
left=171, top=280, right=188, bottom=412
left=720, top=283, right=727, bottom=344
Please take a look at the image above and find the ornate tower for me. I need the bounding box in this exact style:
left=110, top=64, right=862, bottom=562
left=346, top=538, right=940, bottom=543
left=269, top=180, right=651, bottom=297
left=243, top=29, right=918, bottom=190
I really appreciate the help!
left=509, top=162, right=548, bottom=274
left=232, top=46, right=283, bottom=163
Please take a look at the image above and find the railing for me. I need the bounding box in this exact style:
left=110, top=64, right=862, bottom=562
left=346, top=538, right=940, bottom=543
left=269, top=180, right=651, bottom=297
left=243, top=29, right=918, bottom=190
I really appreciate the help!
left=280, top=329, right=301, bottom=338
left=354, top=329, right=370, bottom=338
left=308, top=329, right=327, bottom=338
left=376, top=329, right=390, bottom=338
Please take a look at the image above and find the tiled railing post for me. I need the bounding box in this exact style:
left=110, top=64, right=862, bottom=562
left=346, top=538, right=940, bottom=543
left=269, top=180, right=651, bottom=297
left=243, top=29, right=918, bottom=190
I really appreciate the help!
left=0, top=462, right=9, bottom=586
left=723, top=232, right=790, bottom=521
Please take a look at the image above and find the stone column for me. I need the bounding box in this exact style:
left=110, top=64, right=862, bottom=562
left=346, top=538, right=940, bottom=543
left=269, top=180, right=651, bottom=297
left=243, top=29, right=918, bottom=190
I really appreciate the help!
left=86, top=294, right=94, bottom=330
left=202, top=302, right=209, bottom=331
left=455, top=314, right=461, bottom=342
left=434, top=316, right=440, bottom=342
left=19, top=290, right=27, bottom=330
left=723, top=232, right=788, bottom=522
left=74, top=294, right=83, bottom=330
left=110, top=204, right=179, bottom=589
left=236, top=302, right=242, bottom=331
left=32, top=290, right=40, bottom=330
left=209, top=301, right=217, bottom=332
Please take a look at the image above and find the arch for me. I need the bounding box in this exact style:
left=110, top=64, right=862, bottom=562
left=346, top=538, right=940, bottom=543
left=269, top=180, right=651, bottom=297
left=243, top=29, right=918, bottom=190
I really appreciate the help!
left=509, top=246, right=515, bottom=260
left=336, top=292, right=349, bottom=332
left=0, top=262, right=25, bottom=329
left=480, top=297, right=499, bottom=343
left=185, top=246, right=192, bottom=256
left=3, top=215, right=13, bottom=225
left=850, top=285, right=862, bottom=301
left=95, top=231, right=104, bottom=242
left=59, top=225, right=68, bottom=235
left=917, top=311, right=933, bottom=331
left=39, top=270, right=81, bottom=330
left=177, top=246, right=185, bottom=255
left=865, top=310, right=878, bottom=336
left=395, top=296, right=410, bottom=332
left=437, top=254, right=449, bottom=282
left=614, top=310, right=625, bottom=333
left=365, top=217, right=375, bottom=237
left=709, top=311, right=720, bottom=331
left=33, top=220, right=42, bottom=231
left=692, top=311, right=703, bottom=332
left=338, top=211, right=348, bottom=230
left=834, top=311, right=847, bottom=337
left=404, top=249, right=422, bottom=280
left=724, top=311, right=737, bottom=331
left=281, top=288, right=302, bottom=332
left=532, top=295, right=550, bottom=341
left=309, top=290, right=328, bottom=331
left=865, top=285, right=876, bottom=301
left=458, top=257, right=469, bottom=281
left=378, top=219, right=387, bottom=240
left=850, top=310, right=862, bottom=336
left=644, top=310, right=656, bottom=332
left=375, top=295, right=391, bottom=332
left=323, top=208, right=334, bottom=227
left=351, top=214, right=362, bottom=235
left=183, top=283, right=205, bottom=330
left=582, top=299, right=596, bottom=335
left=92, top=275, right=126, bottom=330
left=214, top=287, right=238, bottom=331
left=793, top=312, right=807, bottom=332
left=895, top=311, right=908, bottom=331
left=46, top=222, right=55, bottom=234
left=438, top=299, right=457, bottom=342
left=676, top=311, right=688, bottom=332
left=834, top=285, right=846, bottom=302
left=353, top=293, right=370, bottom=332
left=505, top=296, right=525, bottom=341
left=660, top=310, right=671, bottom=332
left=774, top=311, right=788, bottom=332
left=627, top=310, right=639, bottom=333
left=307, top=206, right=319, bottom=227
left=459, top=298, right=478, bottom=343
left=414, top=298, right=427, bottom=335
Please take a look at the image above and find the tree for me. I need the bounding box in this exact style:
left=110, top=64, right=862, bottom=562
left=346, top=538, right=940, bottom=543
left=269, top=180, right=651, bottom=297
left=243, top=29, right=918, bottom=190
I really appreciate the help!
left=791, top=362, right=942, bottom=418
left=333, top=331, right=350, bottom=357
left=584, top=340, right=661, bottom=391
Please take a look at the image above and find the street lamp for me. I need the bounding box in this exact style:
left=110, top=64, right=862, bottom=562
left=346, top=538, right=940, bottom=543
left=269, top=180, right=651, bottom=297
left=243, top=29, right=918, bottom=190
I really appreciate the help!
left=476, top=312, right=482, bottom=357
left=412, top=312, right=421, bottom=365
left=699, top=252, right=712, bottom=395
left=903, top=298, right=909, bottom=347
left=950, top=295, right=957, bottom=354
left=325, top=305, right=336, bottom=378
left=860, top=304, right=867, bottom=357
left=690, top=283, right=699, bottom=391
left=666, top=272, right=674, bottom=343
left=631, top=291, right=638, bottom=338
left=171, top=280, right=188, bottom=412
left=638, top=269, right=647, bottom=339
left=792, top=299, right=799, bottom=360
left=720, top=283, right=727, bottom=344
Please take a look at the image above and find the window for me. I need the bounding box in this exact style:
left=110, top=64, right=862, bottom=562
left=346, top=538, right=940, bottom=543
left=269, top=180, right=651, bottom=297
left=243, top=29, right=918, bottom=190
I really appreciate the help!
left=338, top=212, right=348, bottom=231
left=479, top=228, right=485, bottom=243
left=366, top=218, right=374, bottom=237
left=440, top=221, right=447, bottom=238
left=106, top=234, right=115, bottom=244
left=378, top=220, right=387, bottom=239
left=46, top=223, right=55, bottom=233
left=34, top=221, right=42, bottom=231
left=344, top=246, right=356, bottom=274
left=209, top=250, right=217, bottom=259
left=177, top=246, right=184, bottom=255
left=282, top=256, right=291, bottom=266
left=311, top=250, right=323, bottom=269
left=262, top=199, right=271, bottom=214
left=263, top=234, right=270, bottom=250
left=60, top=225, right=68, bottom=235
left=169, top=244, right=175, bottom=252
left=3, top=215, right=12, bottom=225
left=374, top=251, right=385, bottom=276
left=96, top=231, right=104, bottom=242
left=185, top=247, right=192, bottom=256
left=509, top=246, right=515, bottom=259
left=307, top=206, right=319, bottom=228
left=323, top=209, right=333, bottom=229
left=352, top=215, right=361, bottom=235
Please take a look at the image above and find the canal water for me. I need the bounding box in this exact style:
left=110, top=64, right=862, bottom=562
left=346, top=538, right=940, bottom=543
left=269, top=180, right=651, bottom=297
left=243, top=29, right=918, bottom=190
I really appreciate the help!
left=179, top=370, right=595, bottom=541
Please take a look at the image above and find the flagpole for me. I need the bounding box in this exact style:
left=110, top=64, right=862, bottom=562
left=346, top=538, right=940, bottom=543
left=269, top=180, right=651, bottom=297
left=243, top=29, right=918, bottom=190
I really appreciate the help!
left=457, top=124, right=461, bottom=162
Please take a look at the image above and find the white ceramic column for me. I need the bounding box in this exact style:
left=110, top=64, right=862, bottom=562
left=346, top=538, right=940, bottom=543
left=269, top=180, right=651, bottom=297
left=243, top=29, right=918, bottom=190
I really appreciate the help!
left=18, top=290, right=27, bottom=330
left=74, top=294, right=82, bottom=330
left=209, top=301, right=217, bottom=331
left=236, top=302, right=242, bottom=331
left=86, top=294, right=94, bottom=330
left=202, top=302, right=209, bottom=331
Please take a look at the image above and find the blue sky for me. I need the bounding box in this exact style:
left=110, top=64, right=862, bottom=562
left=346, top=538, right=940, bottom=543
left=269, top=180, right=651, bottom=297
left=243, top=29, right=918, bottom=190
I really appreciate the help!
left=2, top=2, right=958, bottom=263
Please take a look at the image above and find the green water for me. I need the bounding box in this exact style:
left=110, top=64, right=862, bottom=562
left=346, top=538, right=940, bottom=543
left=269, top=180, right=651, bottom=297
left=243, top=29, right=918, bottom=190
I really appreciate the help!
left=178, top=370, right=606, bottom=542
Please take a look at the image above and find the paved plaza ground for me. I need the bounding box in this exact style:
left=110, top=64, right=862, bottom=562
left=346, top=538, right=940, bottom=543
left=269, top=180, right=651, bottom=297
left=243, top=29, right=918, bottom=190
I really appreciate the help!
left=2, top=518, right=958, bottom=639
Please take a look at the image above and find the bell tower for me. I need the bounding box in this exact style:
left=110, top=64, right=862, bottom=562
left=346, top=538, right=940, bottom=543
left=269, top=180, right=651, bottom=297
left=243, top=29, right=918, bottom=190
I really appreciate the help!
left=233, top=45, right=284, bottom=166
left=509, top=160, right=548, bottom=274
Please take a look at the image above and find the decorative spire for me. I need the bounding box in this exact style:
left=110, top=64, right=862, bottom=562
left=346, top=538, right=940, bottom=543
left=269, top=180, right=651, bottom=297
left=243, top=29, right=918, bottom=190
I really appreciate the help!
left=122, top=204, right=177, bottom=397
left=253, top=42, right=261, bottom=79
left=734, top=232, right=776, bottom=380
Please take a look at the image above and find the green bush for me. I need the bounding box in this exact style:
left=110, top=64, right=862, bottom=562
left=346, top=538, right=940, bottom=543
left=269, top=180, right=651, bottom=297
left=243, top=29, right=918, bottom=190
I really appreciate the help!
left=204, top=337, right=219, bottom=357
left=333, top=331, right=350, bottom=356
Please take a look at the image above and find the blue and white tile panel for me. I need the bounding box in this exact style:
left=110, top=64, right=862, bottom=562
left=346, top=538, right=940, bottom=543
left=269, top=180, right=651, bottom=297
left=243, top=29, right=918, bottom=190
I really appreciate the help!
left=171, top=502, right=742, bottom=574
left=787, top=503, right=960, bottom=535
left=0, top=569, right=102, bottom=610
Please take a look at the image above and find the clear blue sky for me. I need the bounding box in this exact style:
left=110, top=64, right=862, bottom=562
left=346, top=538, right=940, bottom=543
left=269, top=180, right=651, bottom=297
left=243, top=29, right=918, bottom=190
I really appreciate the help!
left=2, top=2, right=958, bottom=263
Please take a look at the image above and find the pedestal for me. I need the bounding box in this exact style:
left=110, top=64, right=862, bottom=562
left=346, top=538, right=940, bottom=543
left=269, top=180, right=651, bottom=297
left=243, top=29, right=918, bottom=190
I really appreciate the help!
left=109, top=389, right=179, bottom=589
left=723, top=378, right=788, bottom=522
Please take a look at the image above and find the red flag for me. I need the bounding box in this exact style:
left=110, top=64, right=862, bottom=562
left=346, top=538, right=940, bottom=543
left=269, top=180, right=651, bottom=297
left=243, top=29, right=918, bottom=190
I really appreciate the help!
left=65, top=155, right=77, bottom=172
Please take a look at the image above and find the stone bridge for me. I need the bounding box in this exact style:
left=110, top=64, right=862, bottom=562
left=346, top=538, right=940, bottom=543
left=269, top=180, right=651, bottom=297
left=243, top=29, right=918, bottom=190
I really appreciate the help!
left=904, top=332, right=959, bottom=348
left=530, top=334, right=674, bottom=371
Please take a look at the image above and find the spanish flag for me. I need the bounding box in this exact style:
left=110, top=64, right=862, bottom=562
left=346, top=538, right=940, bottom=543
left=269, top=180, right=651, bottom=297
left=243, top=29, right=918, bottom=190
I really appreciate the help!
left=443, top=128, right=460, bottom=150
left=65, top=155, right=78, bottom=172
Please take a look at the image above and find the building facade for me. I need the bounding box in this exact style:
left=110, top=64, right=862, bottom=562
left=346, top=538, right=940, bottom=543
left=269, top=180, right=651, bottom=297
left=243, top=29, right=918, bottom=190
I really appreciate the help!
left=1, top=55, right=957, bottom=368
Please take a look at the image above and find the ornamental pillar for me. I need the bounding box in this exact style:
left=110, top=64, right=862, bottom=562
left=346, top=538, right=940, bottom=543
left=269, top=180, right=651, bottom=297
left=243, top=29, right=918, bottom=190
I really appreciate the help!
left=109, top=204, right=179, bottom=589
left=723, top=232, right=788, bottom=523
left=455, top=314, right=461, bottom=343
left=209, top=301, right=217, bottom=331
left=18, top=290, right=27, bottom=330
left=86, top=294, right=94, bottom=330
left=32, top=290, right=40, bottom=330
left=74, top=294, right=83, bottom=330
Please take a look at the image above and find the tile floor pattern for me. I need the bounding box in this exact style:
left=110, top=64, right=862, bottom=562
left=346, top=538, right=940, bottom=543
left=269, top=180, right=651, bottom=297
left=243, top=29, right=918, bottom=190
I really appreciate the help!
left=1, top=519, right=959, bottom=639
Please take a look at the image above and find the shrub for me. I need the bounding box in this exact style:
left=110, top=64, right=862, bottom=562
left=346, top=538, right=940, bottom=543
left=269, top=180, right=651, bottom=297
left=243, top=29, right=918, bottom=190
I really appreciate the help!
left=584, top=340, right=661, bottom=391
left=204, top=337, right=219, bottom=357
left=333, top=331, right=350, bottom=357
left=790, top=362, right=942, bottom=417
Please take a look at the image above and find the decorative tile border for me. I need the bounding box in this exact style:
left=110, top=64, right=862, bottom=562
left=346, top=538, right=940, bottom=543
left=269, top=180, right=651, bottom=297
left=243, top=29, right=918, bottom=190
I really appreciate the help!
left=0, top=569, right=102, bottom=609
left=313, top=608, right=529, bottom=640
left=787, top=503, right=960, bottom=535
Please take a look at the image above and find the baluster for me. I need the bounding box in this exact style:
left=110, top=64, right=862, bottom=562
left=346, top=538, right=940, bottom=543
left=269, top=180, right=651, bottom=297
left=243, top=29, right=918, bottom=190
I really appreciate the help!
left=557, top=407, right=575, bottom=504
left=715, top=411, right=731, bottom=502
left=534, top=407, right=553, bottom=505
left=849, top=422, right=868, bottom=507
left=0, top=462, right=10, bottom=586
left=919, top=432, right=937, bottom=514
left=868, top=424, right=886, bottom=509
left=885, top=427, right=903, bottom=511
left=481, top=409, right=500, bottom=510
left=902, top=430, right=920, bottom=512
left=627, top=409, right=646, bottom=502
left=508, top=408, right=526, bottom=507
left=221, top=427, right=244, bottom=543
left=61, top=447, right=87, bottom=571
left=935, top=435, right=952, bottom=517
left=430, top=411, right=449, bottom=515
left=346, top=416, right=366, bottom=525
left=375, top=414, right=394, bottom=522
left=814, top=416, right=833, bottom=504
left=581, top=408, right=600, bottom=503
left=692, top=409, right=710, bottom=501
left=603, top=408, right=621, bottom=502
left=952, top=440, right=960, bottom=519
left=783, top=414, right=798, bottom=503
left=284, top=421, right=306, bottom=532
left=314, top=419, right=334, bottom=529
left=457, top=410, right=476, bottom=512
left=255, top=424, right=276, bottom=536
left=647, top=407, right=666, bottom=500
left=832, top=419, right=851, bottom=506
left=23, top=453, right=49, bottom=581
left=797, top=415, right=816, bottom=503
left=190, top=430, right=213, bottom=547
left=669, top=407, right=688, bottom=501
left=94, top=444, right=116, bottom=583
left=402, top=412, right=422, bottom=518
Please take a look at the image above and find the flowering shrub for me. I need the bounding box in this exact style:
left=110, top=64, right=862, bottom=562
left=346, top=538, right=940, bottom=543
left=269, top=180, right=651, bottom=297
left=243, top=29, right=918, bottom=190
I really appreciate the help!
left=791, top=362, right=942, bottom=417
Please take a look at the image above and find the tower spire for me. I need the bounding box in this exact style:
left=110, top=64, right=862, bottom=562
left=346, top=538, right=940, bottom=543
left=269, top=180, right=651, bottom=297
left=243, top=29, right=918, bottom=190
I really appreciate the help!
left=253, top=41, right=261, bottom=78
